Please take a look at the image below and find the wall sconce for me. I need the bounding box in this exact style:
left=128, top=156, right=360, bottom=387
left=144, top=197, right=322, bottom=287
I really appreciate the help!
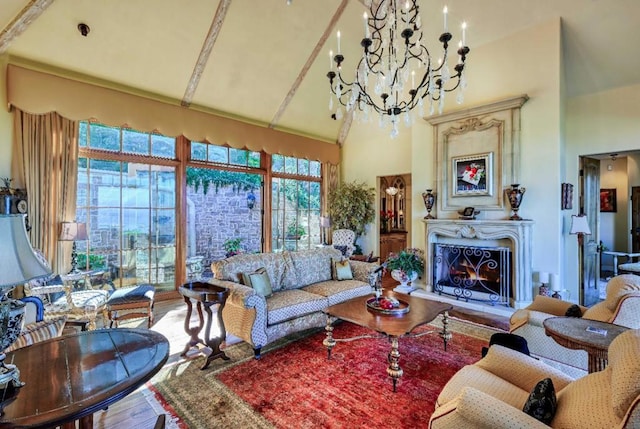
left=246, top=190, right=256, bottom=209
left=570, top=214, right=591, bottom=245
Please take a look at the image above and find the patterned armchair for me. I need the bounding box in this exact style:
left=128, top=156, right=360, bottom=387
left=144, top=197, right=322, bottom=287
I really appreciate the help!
left=509, top=274, right=640, bottom=375
left=429, top=329, right=640, bottom=428
left=25, top=250, right=111, bottom=330
left=332, top=229, right=356, bottom=257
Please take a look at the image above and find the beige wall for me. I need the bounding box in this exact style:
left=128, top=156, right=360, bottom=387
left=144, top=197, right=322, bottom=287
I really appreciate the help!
left=0, top=55, right=11, bottom=179
left=599, top=158, right=628, bottom=264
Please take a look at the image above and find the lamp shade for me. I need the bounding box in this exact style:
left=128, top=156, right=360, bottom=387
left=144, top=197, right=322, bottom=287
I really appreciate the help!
left=59, top=221, right=88, bottom=241
left=0, top=214, right=52, bottom=289
left=320, top=216, right=331, bottom=228
left=570, top=214, right=591, bottom=235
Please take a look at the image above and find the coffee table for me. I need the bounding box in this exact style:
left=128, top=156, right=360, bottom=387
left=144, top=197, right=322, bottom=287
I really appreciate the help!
left=543, top=317, right=629, bottom=373
left=323, top=292, right=453, bottom=392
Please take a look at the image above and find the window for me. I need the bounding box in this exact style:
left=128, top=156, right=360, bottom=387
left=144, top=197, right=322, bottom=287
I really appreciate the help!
left=271, top=155, right=322, bottom=251
left=77, top=123, right=177, bottom=292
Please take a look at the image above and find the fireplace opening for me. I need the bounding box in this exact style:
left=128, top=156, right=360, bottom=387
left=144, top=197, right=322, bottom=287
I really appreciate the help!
left=433, top=244, right=512, bottom=306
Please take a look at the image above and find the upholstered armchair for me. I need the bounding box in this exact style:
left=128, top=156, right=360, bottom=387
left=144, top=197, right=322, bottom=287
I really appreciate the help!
left=429, top=329, right=640, bottom=428
left=332, top=229, right=356, bottom=257
left=509, top=274, right=640, bottom=375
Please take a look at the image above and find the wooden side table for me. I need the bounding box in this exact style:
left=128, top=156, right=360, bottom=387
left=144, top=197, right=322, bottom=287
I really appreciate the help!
left=178, top=281, right=230, bottom=370
left=543, top=317, right=629, bottom=373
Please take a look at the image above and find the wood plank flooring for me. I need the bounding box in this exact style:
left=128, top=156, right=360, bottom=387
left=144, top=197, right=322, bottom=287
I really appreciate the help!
left=93, top=275, right=510, bottom=428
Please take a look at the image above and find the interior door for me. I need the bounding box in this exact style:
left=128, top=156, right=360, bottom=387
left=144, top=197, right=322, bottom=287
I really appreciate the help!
left=581, top=157, right=601, bottom=306
left=631, top=187, right=640, bottom=253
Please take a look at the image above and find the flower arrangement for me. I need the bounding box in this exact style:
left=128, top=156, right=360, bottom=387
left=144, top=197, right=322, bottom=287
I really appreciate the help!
left=385, top=248, right=425, bottom=275
left=380, top=210, right=394, bottom=223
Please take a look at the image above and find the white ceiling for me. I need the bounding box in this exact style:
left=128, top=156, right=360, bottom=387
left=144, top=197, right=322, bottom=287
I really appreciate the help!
left=2, top=0, right=639, bottom=144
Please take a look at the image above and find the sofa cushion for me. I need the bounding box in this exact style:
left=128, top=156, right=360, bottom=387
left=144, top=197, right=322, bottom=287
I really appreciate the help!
left=332, top=258, right=353, bottom=281
left=608, top=329, right=640, bottom=419
left=212, top=252, right=290, bottom=292
left=266, top=289, right=328, bottom=325
left=302, top=280, right=371, bottom=306
left=436, top=365, right=530, bottom=409
left=242, top=267, right=273, bottom=297
left=522, top=378, right=556, bottom=424
left=287, top=248, right=342, bottom=289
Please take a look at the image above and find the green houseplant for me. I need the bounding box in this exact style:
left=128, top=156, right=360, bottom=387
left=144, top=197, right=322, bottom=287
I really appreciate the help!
left=386, top=248, right=425, bottom=291
left=328, top=181, right=376, bottom=249
left=286, top=223, right=306, bottom=239
left=223, top=238, right=243, bottom=257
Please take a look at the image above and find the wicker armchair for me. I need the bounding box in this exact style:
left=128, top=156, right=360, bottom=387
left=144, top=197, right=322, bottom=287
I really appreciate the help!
left=331, top=229, right=356, bottom=257
left=509, top=274, right=640, bottom=375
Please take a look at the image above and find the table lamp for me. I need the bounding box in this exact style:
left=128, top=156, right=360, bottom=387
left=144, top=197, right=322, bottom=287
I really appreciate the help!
left=0, top=214, right=51, bottom=391
left=59, top=221, right=88, bottom=274
left=570, top=214, right=591, bottom=246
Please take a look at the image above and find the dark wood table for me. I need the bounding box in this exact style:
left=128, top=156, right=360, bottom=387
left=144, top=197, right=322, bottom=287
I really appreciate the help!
left=1, top=328, right=169, bottom=429
left=178, top=281, right=230, bottom=369
left=323, top=292, right=453, bottom=392
left=543, top=317, right=629, bottom=373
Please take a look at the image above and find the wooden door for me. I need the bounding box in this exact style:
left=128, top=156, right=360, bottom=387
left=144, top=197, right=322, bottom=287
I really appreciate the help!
left=632, top=187, right=640, bottom=253
left=581, top=157, right=601, bottom=307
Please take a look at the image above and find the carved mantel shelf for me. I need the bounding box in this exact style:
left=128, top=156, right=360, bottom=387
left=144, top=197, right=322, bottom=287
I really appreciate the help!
left=421, top=218, right=534, bottom=309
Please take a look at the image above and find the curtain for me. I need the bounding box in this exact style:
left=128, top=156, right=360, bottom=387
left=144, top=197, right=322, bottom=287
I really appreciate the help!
left=12, top=109, right=79, bottom=273
left=321, top=163, right=340, bottom=242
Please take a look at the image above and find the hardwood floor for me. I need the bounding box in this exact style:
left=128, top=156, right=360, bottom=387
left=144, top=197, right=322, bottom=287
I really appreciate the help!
left=94, top=275, right=510, bottom=428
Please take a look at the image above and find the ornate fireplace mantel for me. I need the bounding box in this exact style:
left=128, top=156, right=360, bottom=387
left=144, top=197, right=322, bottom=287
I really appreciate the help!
left=419, top=218, right=534, bottom=309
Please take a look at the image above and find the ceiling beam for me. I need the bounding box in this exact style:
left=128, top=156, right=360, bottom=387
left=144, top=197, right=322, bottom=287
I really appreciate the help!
left=269, top=0, right=349, bottom=129
left=336, top=109, right=353, bottom=147
left=0, top=0, right=55, bottom=54
left=181, top=0, right=232, bottom=108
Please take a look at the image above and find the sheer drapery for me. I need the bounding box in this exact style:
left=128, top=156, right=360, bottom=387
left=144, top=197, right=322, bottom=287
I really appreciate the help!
left=12, top=109, right=79, bottom=273
left=321, top=163, right=339, bottom=241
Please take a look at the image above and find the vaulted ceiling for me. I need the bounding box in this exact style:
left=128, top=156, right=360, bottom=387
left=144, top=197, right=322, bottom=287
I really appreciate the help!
left=2, top=0, right=639, bottom=145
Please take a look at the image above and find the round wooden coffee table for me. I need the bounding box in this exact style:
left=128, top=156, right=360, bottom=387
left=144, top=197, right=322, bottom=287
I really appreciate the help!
left=543, top=317, right=629, bottom=373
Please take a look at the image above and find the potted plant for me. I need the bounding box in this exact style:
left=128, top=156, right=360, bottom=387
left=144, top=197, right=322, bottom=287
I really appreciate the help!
left=223, top=238, right=243, bottom=257
left=328, top=181, right=376, bottom=253
left=386, top=248, right=425, bottom=291
left=286, top=223, right=306, bottom=240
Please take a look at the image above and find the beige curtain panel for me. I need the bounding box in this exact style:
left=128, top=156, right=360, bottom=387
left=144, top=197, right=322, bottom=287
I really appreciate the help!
left=6, top=64, right=340, bottom=165
left=12, top=108, right=79, bottom=273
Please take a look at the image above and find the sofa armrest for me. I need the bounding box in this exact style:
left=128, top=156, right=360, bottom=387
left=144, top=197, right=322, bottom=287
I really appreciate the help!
left=348, top=260, right=380, bottom=285
left=207, top=278, right=263, bottom=308
left=510, top=295, right=587, bottom=331
left=429, top=387, right=550, bottom=429
left=476, top=345, right=574, bottom=392
left=610, top=294, right=640, bottom=328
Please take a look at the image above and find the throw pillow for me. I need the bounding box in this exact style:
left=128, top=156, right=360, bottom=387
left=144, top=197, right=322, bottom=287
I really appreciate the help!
left=242, top=267, right=273, bottom=297
left=522, top=378, right=557, bottom=425
left=565, top=304, right=583, bottom=318
left=332, top=258, right=353, bottom=281
left=333, top=245, right=349, bottom=257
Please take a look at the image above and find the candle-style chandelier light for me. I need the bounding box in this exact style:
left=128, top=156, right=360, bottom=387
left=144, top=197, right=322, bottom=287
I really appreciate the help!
left=327, top=0, right=470, bottom=138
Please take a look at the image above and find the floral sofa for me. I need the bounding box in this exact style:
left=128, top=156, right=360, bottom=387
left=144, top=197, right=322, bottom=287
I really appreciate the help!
left=210, top=247, right=378, bottom=358
left=429, top=329, right=640, bottom=428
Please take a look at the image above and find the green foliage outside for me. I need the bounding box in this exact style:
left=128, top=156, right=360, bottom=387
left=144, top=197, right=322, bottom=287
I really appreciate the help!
left=328, top=181, right=376, bottom=239
left=286, top=222, right=306, bottom=237
left=186, top=168, right=261, bottom=195
left=77, top=252, right=106, bottom=269
left=223, top=238, right=243, bottom=257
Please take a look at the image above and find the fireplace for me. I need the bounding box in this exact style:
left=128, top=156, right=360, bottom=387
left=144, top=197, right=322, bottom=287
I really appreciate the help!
left=433, top=244, right=512, bottom=306
left=419, top=219, right=534, bottom=309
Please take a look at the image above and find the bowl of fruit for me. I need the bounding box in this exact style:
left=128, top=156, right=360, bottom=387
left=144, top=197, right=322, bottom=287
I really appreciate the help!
left=366, top=296, right=410, bottom=315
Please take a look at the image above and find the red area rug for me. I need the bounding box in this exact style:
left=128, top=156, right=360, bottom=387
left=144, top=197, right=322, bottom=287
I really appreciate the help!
left=216, top=322, right=488, bottom=428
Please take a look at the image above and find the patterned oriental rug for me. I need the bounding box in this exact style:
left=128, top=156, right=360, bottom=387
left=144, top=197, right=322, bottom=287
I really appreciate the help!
left=147, top=317, right=492, bottom=429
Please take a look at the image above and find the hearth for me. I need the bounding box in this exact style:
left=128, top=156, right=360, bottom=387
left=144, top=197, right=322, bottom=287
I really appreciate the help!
left=433, top=244, right=511, bottom=306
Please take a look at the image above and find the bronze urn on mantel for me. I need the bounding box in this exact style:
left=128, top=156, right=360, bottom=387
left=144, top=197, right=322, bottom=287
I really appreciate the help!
left=505, top=184, right=526, bottom=220
left=422, top=189, right=436, bottom=219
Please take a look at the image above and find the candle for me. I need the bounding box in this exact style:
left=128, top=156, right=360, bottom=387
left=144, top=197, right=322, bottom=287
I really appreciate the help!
left=538, top=271, right=549, bottom=284
left=363, top=12, right=369, bottom=37
left=443, top=6, right=448, bottom=32
left=337, top=30, right=341, bottom=54
left=462, top=21, right=467, bottom=45
left=329, top=50, right=333, bottom=70
left=551, top=274, right=561, bottom=291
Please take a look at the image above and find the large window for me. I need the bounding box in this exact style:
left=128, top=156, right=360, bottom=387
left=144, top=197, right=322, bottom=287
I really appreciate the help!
left=77, top=122, right=323, bottom=291
left=271, top=155, right=322, bottom=251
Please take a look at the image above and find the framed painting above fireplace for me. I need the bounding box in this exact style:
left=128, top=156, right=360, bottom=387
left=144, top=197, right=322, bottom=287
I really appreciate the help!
left=452, top=152, right=493, bottom=197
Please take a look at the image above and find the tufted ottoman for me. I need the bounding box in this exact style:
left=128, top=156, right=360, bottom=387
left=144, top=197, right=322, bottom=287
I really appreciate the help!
left=106, top=284, right=155, bottom=328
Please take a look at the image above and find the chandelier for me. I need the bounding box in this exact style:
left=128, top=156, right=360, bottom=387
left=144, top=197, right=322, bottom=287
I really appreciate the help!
left=327, top=0, right=470, bottom=138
